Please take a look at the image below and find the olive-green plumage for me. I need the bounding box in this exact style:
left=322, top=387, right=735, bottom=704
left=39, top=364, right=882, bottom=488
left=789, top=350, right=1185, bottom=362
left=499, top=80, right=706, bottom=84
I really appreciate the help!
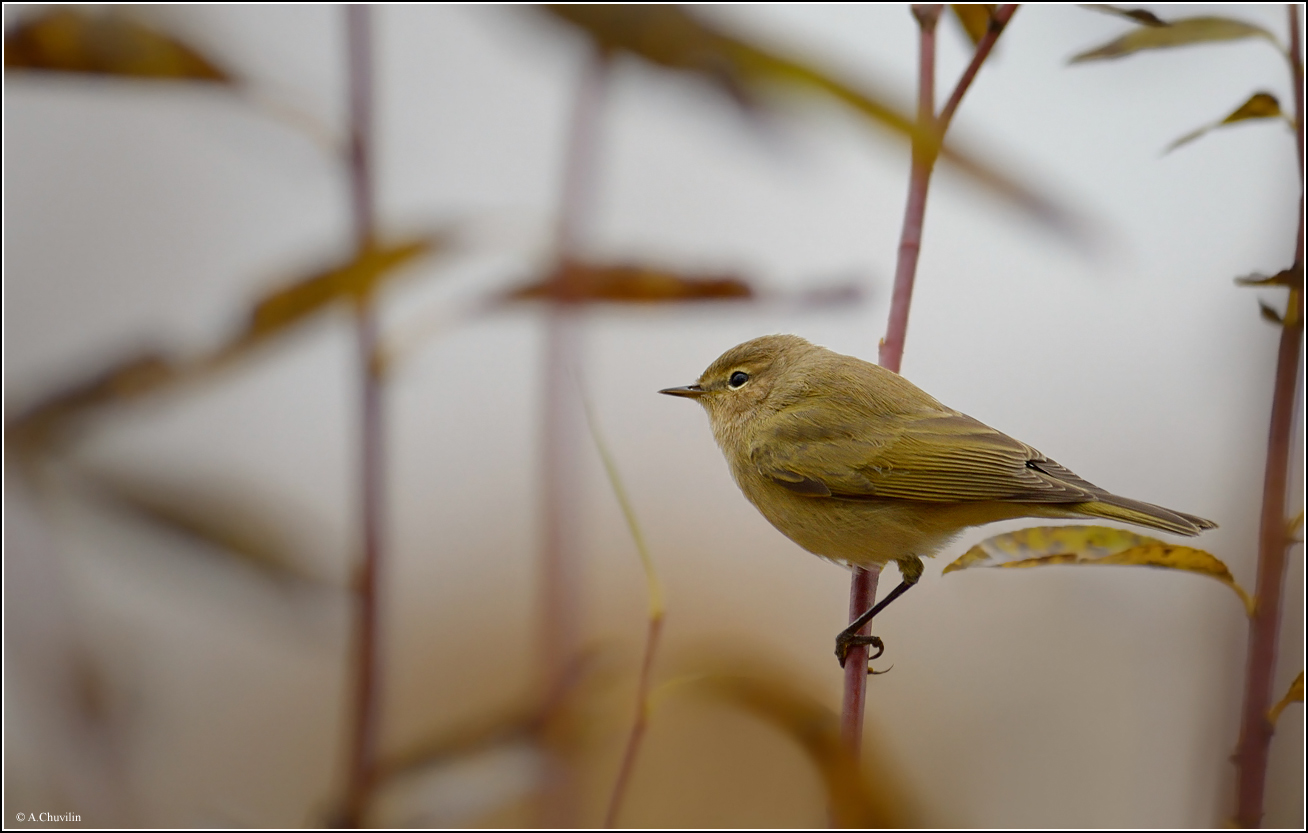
left=662, top=334, right=1216, bottom=578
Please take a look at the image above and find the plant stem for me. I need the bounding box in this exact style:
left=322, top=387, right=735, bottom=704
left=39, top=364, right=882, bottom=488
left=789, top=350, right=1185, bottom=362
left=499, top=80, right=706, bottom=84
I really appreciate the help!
left=936, top=5, right=1019, bottom=136
left=342, top=5, right=382, bottom=827
left=1233, top=8, right=1305, bottom=826
left=843, top=3, right=1018, bottom=758
left=839, top=564, right=882, bottom=752
left=841, top=4, right=940, bottom=757
left=539, top=47, right=611, bottom=825
left=604, top=614, right=664, bottom=827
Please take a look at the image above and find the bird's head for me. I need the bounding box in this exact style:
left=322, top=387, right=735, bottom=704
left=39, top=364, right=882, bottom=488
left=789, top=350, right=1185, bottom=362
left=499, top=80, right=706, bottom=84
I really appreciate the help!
left=660, top=334, right=820, bottom=438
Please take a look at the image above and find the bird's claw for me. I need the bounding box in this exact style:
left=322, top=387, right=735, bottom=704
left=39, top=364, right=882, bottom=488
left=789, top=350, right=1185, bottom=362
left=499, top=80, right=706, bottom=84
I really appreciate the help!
left=835, top=633, right=885, bottom=671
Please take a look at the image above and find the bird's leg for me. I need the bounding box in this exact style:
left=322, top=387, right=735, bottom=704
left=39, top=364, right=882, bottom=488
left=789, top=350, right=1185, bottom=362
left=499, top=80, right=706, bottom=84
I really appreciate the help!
left=834, top=556, right=922, bottom=670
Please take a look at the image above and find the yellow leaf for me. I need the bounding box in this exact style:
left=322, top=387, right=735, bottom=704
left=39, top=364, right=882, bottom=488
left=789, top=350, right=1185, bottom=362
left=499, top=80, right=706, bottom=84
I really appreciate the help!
left=1221, top=91, right=1283, bottom=123
left=943, top=525, right=1253, bottom=616
left=1071, top=16, right=1280, bottom=63
left=5, top=350, right=181, bottom=452
left=1167, top=92, right=1287, bottom=152
left=224, top=236, right=440, bottom=357
left=691, top=672, right=915, bottom=828
left=1235, top=266, right=1300, bottom=288
left=1082, top=5, right=1168, bottom=28
left=4, top=8, right=230, bottom=82
left=1268, top=671, right=1304, bottom=727
left=950, top=5, right=997, bottom=46
left=1258, top=300, right=1286, bottom=326
left=542, top=5, right=1071, bottom=230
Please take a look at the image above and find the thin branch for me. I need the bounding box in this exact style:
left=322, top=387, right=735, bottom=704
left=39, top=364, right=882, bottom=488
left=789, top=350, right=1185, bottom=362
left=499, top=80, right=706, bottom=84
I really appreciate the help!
left=1233, top=9, right=1305, bottom=825
left=842, top=5, right=941, bottom=759
left=341, top=5, right=383, bottom=828
left=538, top=47, right=612, bottom=826
left=605, top=614, right=664, bottom=827
left=839, top=565, right=882, bottom=752
left=579, top=391, right=666, bottom=828
left=936, top=5, right=1019, bottom=135
left=541, top=47, right=610, bottom=706
left=1289, top=4, right=1304, bottom=178
left=878, top=4, right=942, bottom=375
left=845, top=3, right=1019, bottom=759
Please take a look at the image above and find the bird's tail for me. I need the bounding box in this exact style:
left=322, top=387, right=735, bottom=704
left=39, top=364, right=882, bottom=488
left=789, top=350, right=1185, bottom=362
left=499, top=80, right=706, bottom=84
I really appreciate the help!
left=1074, top=494, right=1217, bottom=537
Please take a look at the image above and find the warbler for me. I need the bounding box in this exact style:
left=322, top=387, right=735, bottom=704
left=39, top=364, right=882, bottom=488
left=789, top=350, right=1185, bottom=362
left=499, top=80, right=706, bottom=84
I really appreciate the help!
left=660, top=334, right=1216, bottom=670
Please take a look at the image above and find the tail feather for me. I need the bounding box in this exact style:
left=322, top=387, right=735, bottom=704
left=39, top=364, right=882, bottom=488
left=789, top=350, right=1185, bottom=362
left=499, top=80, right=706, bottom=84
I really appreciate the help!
left=1076, top=494, right=1217, bottom=537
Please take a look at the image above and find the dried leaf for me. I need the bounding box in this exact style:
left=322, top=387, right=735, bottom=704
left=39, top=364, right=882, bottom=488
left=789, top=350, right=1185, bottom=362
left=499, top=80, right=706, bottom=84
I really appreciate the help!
left=1221, top=91, right=1284, bottom=123
left=1268, top=671, right=1304, bottom=726
left=1082, top=5, right=1168, bottom=27
left=944, top=525, right=1253, bottom=616
left=541, top=5, right=1071, bottom=229
left=5, top=351, right=181, bottom=451
left=4, top=8, right=230, bottom=82
left=541, top=4, right=918, bottom=136
left=951, top=5, right=997, bottom=46
left=376, top=706, right=543, bottom=785
left=507, top=262, right=753, bottom=304
left=87, top=471, right=328, bottom=588
left=1235, top=266, right=1300, bottom=288
left=691, top=672, right=913, bottom=828
left=1258, top=300, right=1285, bottom=325
left=221, top=236, right=441, bottom=357
left=1167, top=92, right=1286, bottom=151
left=1071, top=15, right=1279, bottom=63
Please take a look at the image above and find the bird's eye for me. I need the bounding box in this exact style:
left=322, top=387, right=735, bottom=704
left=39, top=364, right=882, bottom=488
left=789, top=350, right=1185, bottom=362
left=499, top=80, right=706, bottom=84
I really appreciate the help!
left=728, top=371, right=750, bottom=389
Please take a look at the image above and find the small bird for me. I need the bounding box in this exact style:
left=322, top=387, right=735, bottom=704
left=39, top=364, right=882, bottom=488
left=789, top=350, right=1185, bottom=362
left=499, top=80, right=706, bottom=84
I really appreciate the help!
left=660, top=334, right=1216, bottom=671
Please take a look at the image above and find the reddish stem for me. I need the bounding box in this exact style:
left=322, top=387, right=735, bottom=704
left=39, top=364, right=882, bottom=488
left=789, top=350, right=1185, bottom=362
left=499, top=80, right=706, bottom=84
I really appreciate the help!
left=604, top=614, right=664, bottom=827
left=841, top=5, right=940, bottom=758
left=936, top=5, right=1019, bottom=136
left=844, top=3, right=1018, bottom=758
left=1233, top=10, right=1305, bottom=826
left=839, top=565, right=882, bottom=751
left=538, top=48, right=611, bottom=825
left=342, top=4, right=383, bottom=828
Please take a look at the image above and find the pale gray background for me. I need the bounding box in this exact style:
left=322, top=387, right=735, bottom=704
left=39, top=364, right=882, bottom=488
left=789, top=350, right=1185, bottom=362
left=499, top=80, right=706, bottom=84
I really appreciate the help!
left=5, top=4, right=1304, bottom=827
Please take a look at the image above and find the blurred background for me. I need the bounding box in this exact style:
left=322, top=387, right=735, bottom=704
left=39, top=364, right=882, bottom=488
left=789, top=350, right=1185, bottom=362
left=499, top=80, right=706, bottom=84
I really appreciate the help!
left=4, top=3, right=1303, bottom=828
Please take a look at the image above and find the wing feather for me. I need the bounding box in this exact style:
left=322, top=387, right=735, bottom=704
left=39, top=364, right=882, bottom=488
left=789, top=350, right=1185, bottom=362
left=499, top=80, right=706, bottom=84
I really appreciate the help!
left=750, top=406, right=1100, bottom=504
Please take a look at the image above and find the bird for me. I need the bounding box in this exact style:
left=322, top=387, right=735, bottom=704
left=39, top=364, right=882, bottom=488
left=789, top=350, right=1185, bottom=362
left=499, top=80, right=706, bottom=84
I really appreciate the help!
left=660, top=334, right=1216, bottom=671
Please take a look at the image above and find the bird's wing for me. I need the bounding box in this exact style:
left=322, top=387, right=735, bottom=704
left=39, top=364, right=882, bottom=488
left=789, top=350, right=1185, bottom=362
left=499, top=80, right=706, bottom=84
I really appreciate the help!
left=749, top=405, right=1101, bottom=503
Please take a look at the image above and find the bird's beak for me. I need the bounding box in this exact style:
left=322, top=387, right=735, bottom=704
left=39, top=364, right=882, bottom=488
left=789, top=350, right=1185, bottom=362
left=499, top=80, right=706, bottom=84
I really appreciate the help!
left=659, top=384, right=706, bottom=399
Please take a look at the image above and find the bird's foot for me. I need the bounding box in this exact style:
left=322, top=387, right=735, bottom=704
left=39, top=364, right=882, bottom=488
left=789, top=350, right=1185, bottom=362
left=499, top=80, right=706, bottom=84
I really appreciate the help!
left=835, top=632, right=885, bottom=673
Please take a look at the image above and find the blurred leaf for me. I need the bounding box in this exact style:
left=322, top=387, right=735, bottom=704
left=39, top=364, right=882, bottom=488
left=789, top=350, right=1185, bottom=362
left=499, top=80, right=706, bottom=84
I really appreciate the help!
left=1258, top=300, right=1285, bottom=325
left=5, top=350, right=181, bottom=452
left=220, top=235, right=442, bottom=358
left=542, top=5, right=1072, bottom=228
left=542, top=5, right=917, bottom=135
left=944, top=525, right=1253, bottom=616
left=1219, top=91, right=1284, bottom=123
left=1268, top=671, right=1304, bottom=727
left=1070, top=15, right=1279, bottom=63
left=4, top=8, right=230, bottom=82
left=507, top=261, right=753, bottom=304
left=1167, top=92, right=1287, bottom=151
left=377, top=705, right=543, bottom=786
left=692, top=673, right=913, bottom=828
left=950, top=5, right=996, bottom=46
left=86, top=471, right=329, bottom=588
left=1235, top=266, right=1301, bottom=288
left=1082, top=5, right=1168, bottom=27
